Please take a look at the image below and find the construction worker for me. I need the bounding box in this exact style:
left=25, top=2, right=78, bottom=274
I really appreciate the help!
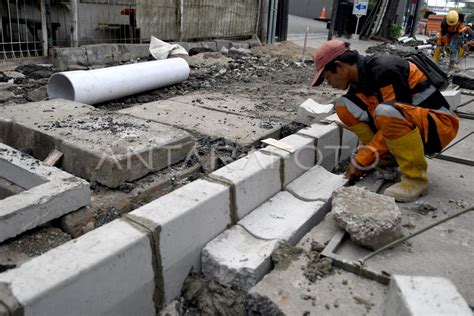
left=311, top=40, right=459, bottom=202
left=434, top=10, right=469, bottom=65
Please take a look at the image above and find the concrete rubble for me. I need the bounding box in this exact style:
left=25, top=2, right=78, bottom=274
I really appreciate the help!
left=332, top=186, right=403, bottom=250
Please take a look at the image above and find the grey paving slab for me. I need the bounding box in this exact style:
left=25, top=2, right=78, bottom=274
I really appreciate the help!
left=458, top=101, right=474, bottom=114
left=248, top=254, right=386, bottom=315
left=460, top=92, right=473, bottom=106
left=440, top=133, right=474, bottom=165
left=0, top=100, right=194, bottom=188
left=119, top=98, right=281, bottom=146
left=437, top=118, right=474, bottom=165
left=158, top=92, right=291, bottom=120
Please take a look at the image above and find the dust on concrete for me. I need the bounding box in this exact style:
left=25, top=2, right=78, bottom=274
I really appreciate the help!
left=0, top=226, right=71, bottom=272
left=409, top=201, right=437, bottom=215
left=270, top=243, right=304, bottom=270
left=353, top=295, right=375, bottom=313
left=41, top=115, right=147, bottom=134
left=181, top=273, right=246, bottom=316
left=303, top=241, right=333, bottom=283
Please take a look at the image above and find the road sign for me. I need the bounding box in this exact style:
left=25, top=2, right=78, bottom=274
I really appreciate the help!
left=353, top=0, right=368, bottom=16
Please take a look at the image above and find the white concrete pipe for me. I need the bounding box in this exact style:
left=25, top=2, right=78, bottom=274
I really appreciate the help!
left=47, top=58, right=190, bottom=104
left=415, top=44, right=432, bottom=50
left=398, top=36, right=409, bottom=42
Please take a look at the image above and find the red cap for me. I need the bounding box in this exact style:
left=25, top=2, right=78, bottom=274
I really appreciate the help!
left=311, top=40, right=349, bottom=87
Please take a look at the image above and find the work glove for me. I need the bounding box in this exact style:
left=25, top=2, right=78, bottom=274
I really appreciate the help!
left=345, top=161, right=365, bottom=184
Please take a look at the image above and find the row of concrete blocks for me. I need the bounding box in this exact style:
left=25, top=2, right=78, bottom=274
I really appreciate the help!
left=201, top=164, right=347, bottom=291
left=0, top=122, right=357, bottom=315
left=50, top=39, right=259, bottom=69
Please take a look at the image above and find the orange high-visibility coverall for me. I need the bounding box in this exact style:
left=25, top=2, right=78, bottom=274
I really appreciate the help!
left=335, top=54, right=459, bottom=168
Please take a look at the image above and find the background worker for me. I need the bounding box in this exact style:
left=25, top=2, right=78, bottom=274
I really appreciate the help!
left=312, top=40, right=459, bottom=202
left=434, top=10, right=469, bottom=65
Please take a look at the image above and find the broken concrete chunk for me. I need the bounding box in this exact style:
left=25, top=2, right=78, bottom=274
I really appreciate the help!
left=331, top=187, right=402, bottom=250
left=201, top=225, right=280, bottom=291
left=3, top=71, right=26, bottom=80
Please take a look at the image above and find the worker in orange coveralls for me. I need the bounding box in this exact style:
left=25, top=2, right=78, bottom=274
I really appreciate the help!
left=434, top=10, right=469, bottom=65
left=311, top=40, right=459, bottom=202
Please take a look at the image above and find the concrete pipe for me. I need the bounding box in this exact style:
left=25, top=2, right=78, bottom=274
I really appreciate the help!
left=47, top=58, right=190, bottom=105
left=415, top=44, right=432, bottom=50
left=398, top=36, right=409, bottom=42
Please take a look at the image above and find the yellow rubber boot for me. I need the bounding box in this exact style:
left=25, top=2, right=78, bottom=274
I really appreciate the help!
left=458, top=47, right=465, bottom=59
left=348, top=123, right=374, bottom=145
left=433, top=46, right=442, bottom=62
left=384, top=128, right=428, bottom=202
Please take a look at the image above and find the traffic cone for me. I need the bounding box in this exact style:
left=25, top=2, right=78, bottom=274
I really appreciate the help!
left=319, top=6, right=327, bottom=20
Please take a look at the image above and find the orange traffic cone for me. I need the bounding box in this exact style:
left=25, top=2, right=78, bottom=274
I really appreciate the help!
left=319, top=6, right=327, bottom=20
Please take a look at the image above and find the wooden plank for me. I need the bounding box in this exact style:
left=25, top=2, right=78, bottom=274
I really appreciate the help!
left=261, top=138, right=296, bottom=153
left=43, top=149, right=63, bottom=167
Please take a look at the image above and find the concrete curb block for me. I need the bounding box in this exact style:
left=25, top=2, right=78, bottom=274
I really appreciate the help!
left=0, top=143, right=90, bottom=243
left=297, top=123, right=341, bottom=171
left=238, top=191, right=326, bottom=245
left=340, top=126, right=358, bottom=163
left=210, top=150, right=282, bottom=221
left=126, top=179, right=232, bottom=305
left=260, top=134, right=316, bottom=187
left=285, top=165, right=347, bottom=202
left=84, top=44, right=115, bottom=65
left=0, top=219, right=156, bottom=315
left=383, top=275, right=472, bottom=316
left=50, top=47, right=88, bottom=68
left=202, top=225, right=280, bottom=291
left=51, top=40, right=260, bottom=68
left=441, top=90, right=461, bottom=111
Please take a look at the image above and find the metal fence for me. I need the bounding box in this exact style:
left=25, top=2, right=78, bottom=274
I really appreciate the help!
left=1, top=0, right=260, bottom=62
left=1, top=0, right=47, bottom=60
left=137, top=0, right=260, bottom=42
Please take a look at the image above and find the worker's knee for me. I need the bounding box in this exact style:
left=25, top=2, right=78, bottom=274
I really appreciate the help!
left=336, top=96, right=370, bottom=124
left=374, top=103, right=406, bottom=121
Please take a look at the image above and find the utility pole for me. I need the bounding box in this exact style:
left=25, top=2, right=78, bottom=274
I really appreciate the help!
left=328, top=0, right=339, bottom=40
left=410, top=0, right=422, bottom=38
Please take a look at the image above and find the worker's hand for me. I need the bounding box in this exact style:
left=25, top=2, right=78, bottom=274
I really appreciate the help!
left=345, top=162, right=365, bottom=183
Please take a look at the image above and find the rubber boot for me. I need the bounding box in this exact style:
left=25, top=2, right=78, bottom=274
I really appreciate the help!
left=384, top=128, right=429, bottom=202
left=433, top=46, right=442, bottom=62
left=458, top=46, right=465, bottom=59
